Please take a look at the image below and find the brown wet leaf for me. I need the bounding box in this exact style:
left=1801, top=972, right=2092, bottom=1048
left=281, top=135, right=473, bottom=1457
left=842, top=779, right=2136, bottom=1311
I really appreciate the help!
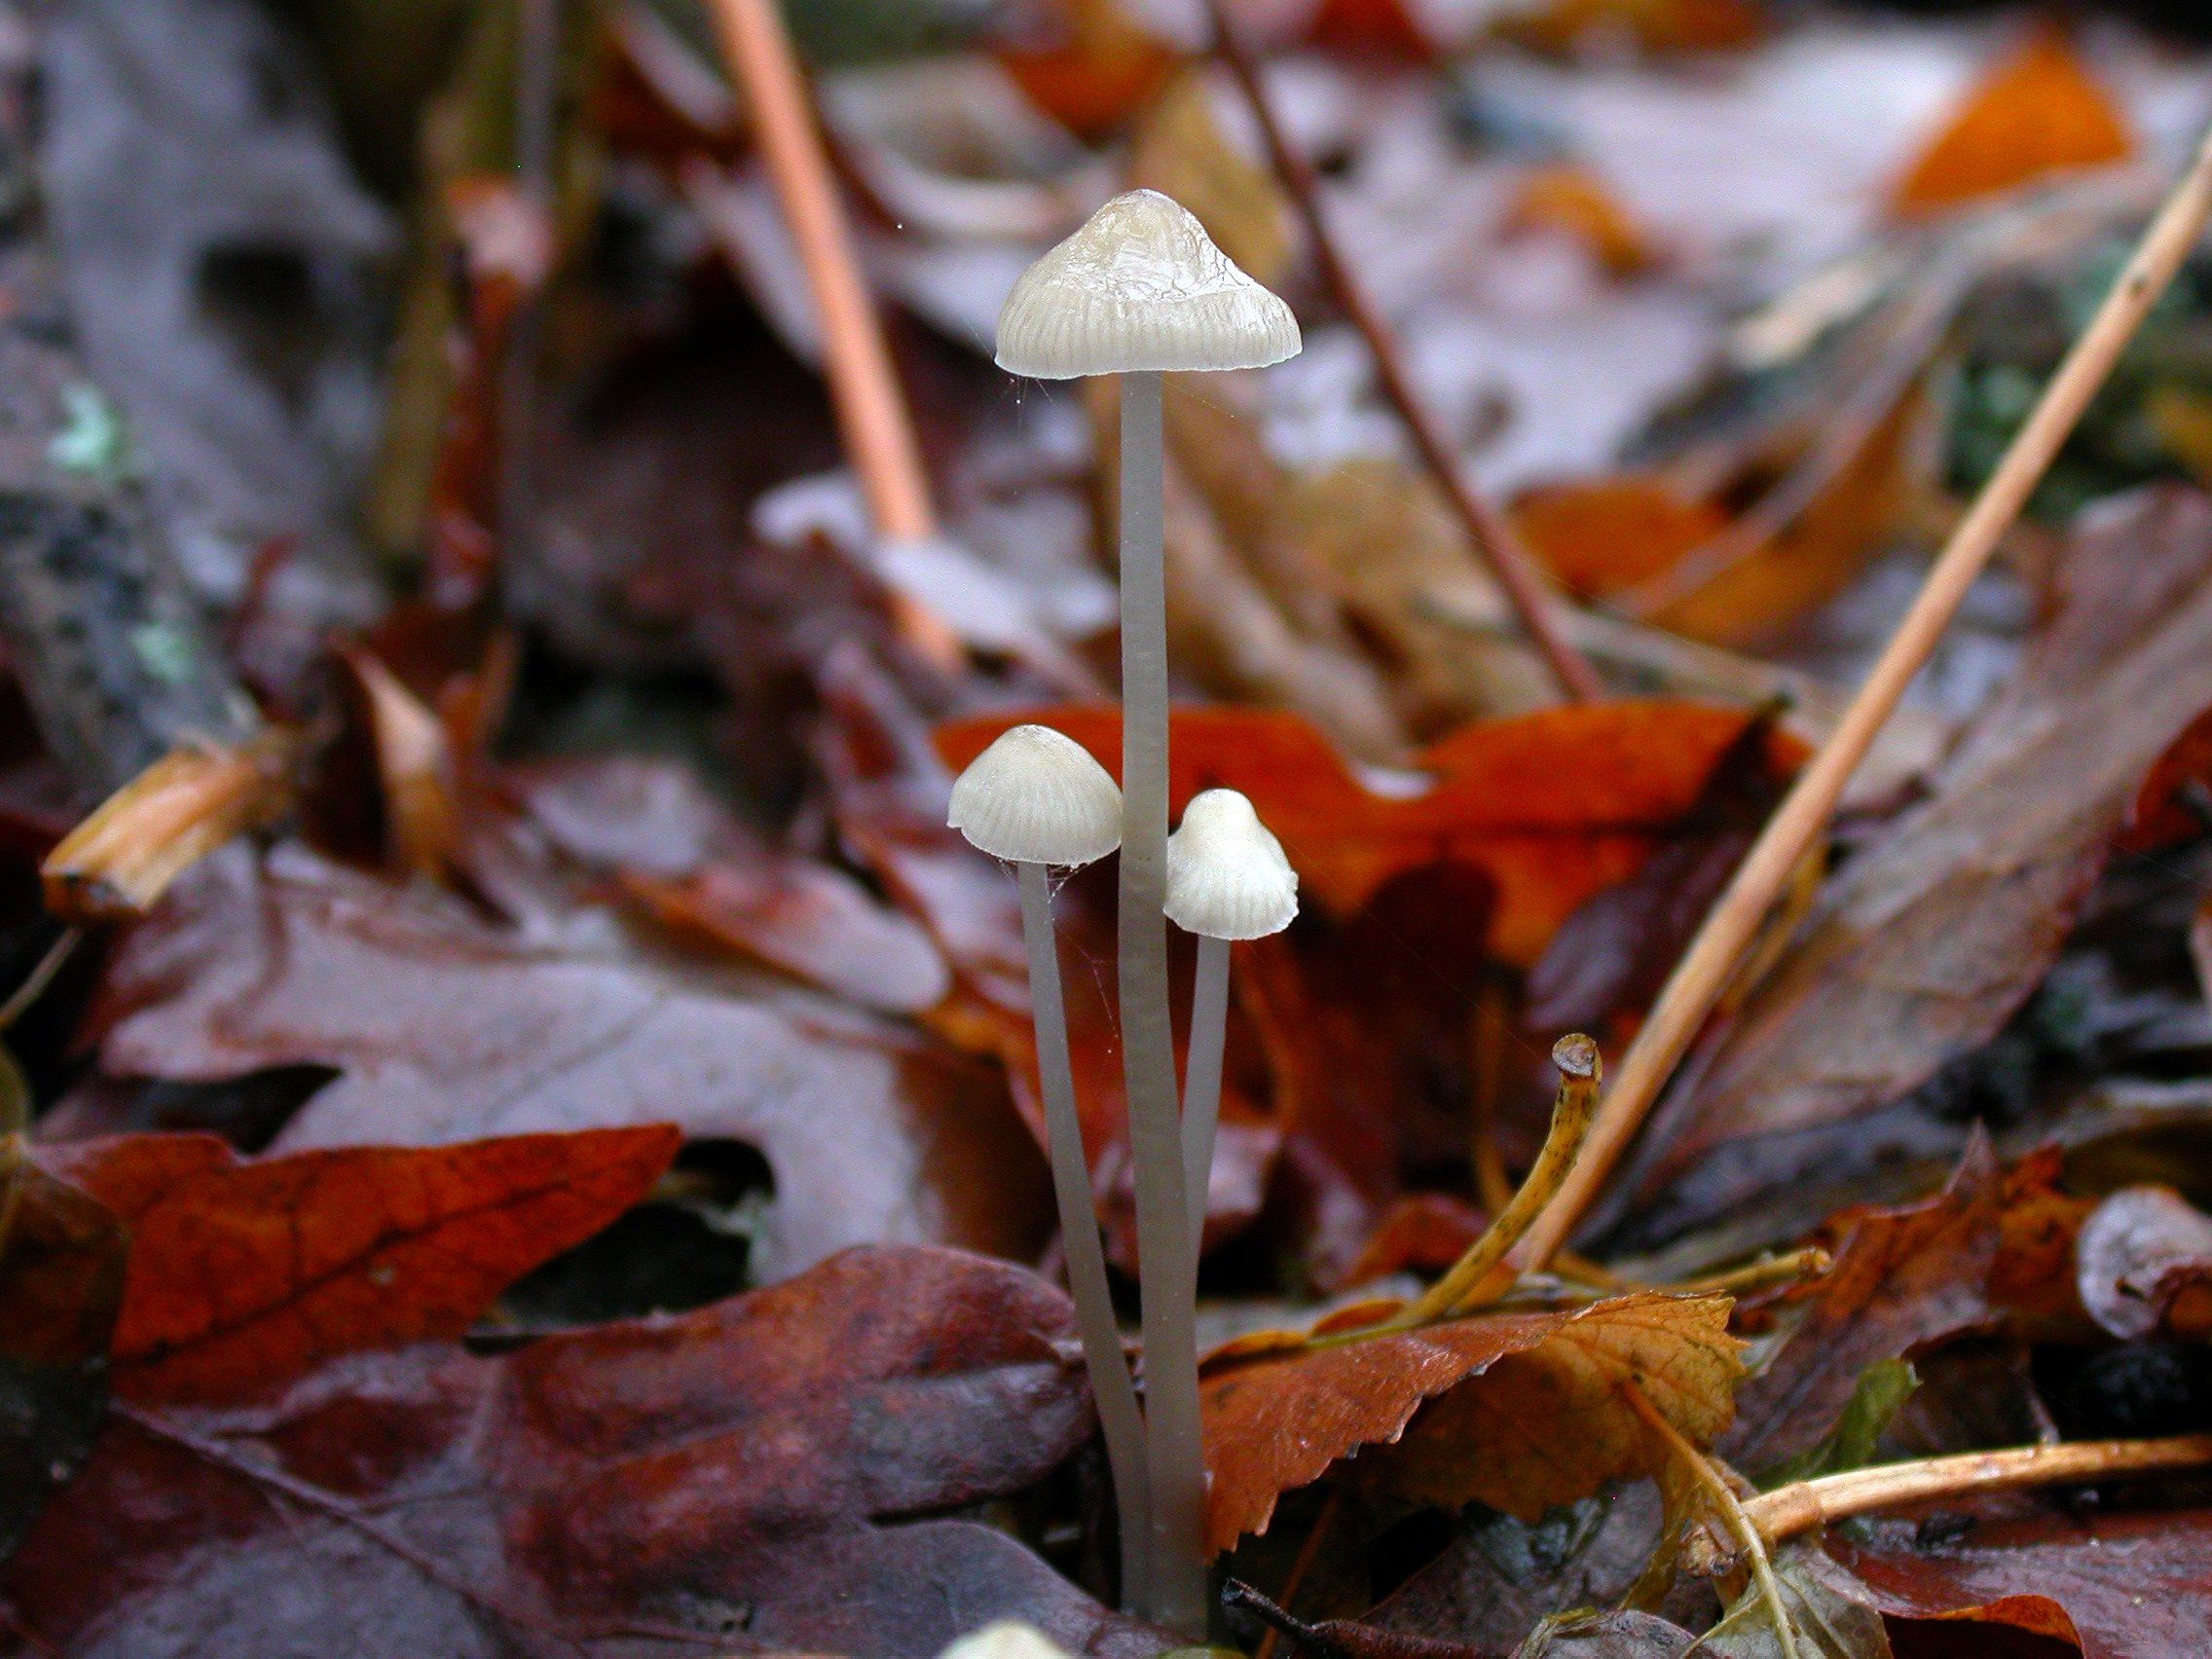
left=999, top=0, right=1175, bottom=139
left=1307, top=0, right=1435, bottom=58
left=1513, top=477, right=1730, bottom=601
left=79, top=841, right=1048, bottom=1281
left=2074, top=1185, right=2212, bottom=1343
left=1198, top=1292, right=1741, bottom=1553
left=1833, top=1506, right=2212, bottom=1659
left=1721, top=1136, right=2003, bottom=1475
left=1986, top=1146, right=2097, bottom=1343
left=36, top=1124, right=678, bottom=1405
left=1892, top=26, right=2131, bottom=216
left=1340, top=1193, right=1492, bottom=1291
left=1494, top=0, right=1764, bottom=55
left=1626, top=487, right=2212, bottom=1209
left=5, top=1245, right=1165, bottom=1657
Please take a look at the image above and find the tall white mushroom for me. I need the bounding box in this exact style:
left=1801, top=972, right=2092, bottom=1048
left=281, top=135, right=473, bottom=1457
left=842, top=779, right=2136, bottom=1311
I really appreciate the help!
left=947, top=723, right=1150, bottom=1611
left=1164, top=790, right=1298, bottom=1246
left=997, top=189, right=1300, bottom=1632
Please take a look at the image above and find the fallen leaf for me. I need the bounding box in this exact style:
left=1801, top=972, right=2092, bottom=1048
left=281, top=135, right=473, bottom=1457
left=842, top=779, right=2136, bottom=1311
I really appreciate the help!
left=1340, top=1194, right=1492, bottom=1290
left=2120, top=701, right=2212, bottom=852
left=80, top=841, right=1049, bottom=1282
left=1986, top=1146, right=2097, bottom=1343
left=1494, top=0, right=1764, bottom=55
left=1515, top=1609, right=1696, bottom=1658
left=1697, top=1543, right=1891, bottom=1659
left=999, top=0, right=1174, bottom=140
left=1307, top=0, right=1434, bottom=58
left=2074, top=1185, right=2212, bottom=1342
left=1720, top=1138, right=2001, bottom=1476
left=37, top=1124, right=678, bottom=1404
left=1513, top=476, right=1731, bottom=601
left=1507, top=163, right=1657, bottom=278
left=6, top=1245, right=1166, bottom=1657
left=1624, top=487, right=2212, bottom=1213
left=1832, top=1506, right=2212, bottom=1659
left=0, top=1158, right=125, bottom=1560
left=1891, top=26, right=2131, bottom=216
left=935, top=701, right=1806, bottom=967
left=1199, top=1292, right=1741, bottom=1553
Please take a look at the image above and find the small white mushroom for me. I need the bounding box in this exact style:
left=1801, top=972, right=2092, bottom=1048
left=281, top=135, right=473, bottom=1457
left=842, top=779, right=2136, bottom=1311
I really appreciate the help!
left=945, top=722, right=1148, bottom=1609
left=946, top=723, right=1121, bottom=868
left=1164, top=789, right=1297, bottom=1243
left=937, top=1623, right=1075, bottom=1659
left=995, top=189, right=1301, bottom=379
left=1164, top=788, right=1299, bottom=940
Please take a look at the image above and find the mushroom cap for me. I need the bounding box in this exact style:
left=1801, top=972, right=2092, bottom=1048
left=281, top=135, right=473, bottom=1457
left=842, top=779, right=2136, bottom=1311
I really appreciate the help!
left=995, top=189, right=1302, bottom=379
left=937, top=1623, right=1075, bottom=1659
left=1164, top=788, right=1298, bottom=939
left=947, top=723, right=1122, bottom=867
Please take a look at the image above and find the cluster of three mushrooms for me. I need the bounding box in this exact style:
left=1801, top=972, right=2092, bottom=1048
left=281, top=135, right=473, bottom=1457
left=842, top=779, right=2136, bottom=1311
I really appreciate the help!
left=949, top=726, right=1296, bottom=1621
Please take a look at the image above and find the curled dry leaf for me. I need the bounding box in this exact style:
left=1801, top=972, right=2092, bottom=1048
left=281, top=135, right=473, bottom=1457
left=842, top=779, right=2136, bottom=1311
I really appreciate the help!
left=6, top=1245, right=1165, bottom=1658
left=82, top=842, right=1048, bottom=1281
left=37, top=1124, right=679, bottom=1404
left=936, top=701, right=1804, bottom=966
left=1625, top=487, right=2212, bottom=1221
left=2074, top=1184, right=2212, bottom=1342
left=1199, top=1291, right=1741, bottom=1554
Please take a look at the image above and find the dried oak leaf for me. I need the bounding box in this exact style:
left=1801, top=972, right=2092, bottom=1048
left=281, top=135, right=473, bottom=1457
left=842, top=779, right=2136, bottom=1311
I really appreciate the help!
left=1721, top=1136, right=2001, bottom=1475
left=1199, top=1292, right=1741, bottom=1553
left=1892, top=25, right=2131, bottom=215
left=1624, top=486, right=2212, bottom=1213
left=36, top=1124, right=678, bottom=1404
left=935, top=701, right=1803, bottom=967
left=7, top=1245, right=1162, bottom=1658
left=1831, top=1506, right=2212, bottom=1659
left=81, top=842, right=1047, bottom=1282
left=0, top=1158, right=125, bottom=1560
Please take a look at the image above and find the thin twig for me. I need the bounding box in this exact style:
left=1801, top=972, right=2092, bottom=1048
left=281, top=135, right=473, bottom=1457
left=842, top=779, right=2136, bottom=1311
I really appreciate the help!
left=1622, top=1383, right=1799, bottom=1659
left=1687, top=1434, right=2212, bottom=1575
left=1514, top=115, right=2212, bottom=1272
left=1222, top=1579, right=1353, bottom=1659
left=0, top=928, right=80, bottom=1032
left=1200, top=0, right=1604, bottom=705
left=703, top=0, right=965, bottom=674
left=116, top=1403, right=730, bottom=1651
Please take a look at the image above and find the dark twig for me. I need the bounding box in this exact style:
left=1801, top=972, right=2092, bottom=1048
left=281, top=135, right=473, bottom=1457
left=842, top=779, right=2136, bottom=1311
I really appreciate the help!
left=1201, top=0, right=1604, bottom=705
left=1223, top=1580, right=1355, bottom=1659
left=116, top=1403, right=731, bottom=1651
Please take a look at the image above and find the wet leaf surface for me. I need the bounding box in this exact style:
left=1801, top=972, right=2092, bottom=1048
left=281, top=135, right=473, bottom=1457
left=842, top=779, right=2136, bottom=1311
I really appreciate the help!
left=4, top=1245, right=1163, bottom=1658
left=35, top=1124, right=678, bottom=1404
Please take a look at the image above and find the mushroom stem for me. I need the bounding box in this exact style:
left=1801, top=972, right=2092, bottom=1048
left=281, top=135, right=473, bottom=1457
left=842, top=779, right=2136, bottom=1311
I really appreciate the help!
left=1117, top=367, right=1207, bottom=1631
left=1181, top=933, right=1231, bottom=1246
left=1016, top=861, right=1152, bottom=1613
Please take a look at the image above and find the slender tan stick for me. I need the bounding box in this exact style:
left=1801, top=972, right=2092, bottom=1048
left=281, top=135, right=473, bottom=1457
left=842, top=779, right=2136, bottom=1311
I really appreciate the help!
left=704, top=0, right=963, bottom=671
left=1199, top=0, right=1604, bottom=705
left=1623, top=1382, right=1799, bottom=1659
left=1515, top=116, right=2212, bottom=1272
left=1686, top=1435, right=2212, bottom=1575
left=1385, top=1035, right=1599, bottom=1327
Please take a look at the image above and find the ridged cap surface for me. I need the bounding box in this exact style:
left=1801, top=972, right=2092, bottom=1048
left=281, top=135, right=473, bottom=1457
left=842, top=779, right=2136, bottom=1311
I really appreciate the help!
left=995, top=189, right=1301, bottom=379
left=947, top=723, right=1122, bottom=866
left=1164, top=788, right=1298, bottom=939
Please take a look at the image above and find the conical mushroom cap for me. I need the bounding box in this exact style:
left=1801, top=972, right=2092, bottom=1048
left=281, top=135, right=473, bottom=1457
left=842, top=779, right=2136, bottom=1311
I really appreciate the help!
left=1164, top=788, right=1298, bottom=939
left=995, top=189, right=1302, bottom=379
left=947, top=723, right=1122, bottom=867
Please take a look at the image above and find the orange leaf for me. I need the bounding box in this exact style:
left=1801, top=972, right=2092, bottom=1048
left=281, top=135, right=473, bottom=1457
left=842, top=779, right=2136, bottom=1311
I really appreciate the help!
left=1198, top=1291, right=1740, bottom=1552
left=1498, top=0, right=1763, bottom=56
left=936, top=701, right=1803, bottom=966
left=999, top=0, right=1175, bottom=140
left=1892, top=26, right=2131, bottom=215
left=1513, top=474, right=1729, bottom=600
left=1308, top=0, right=1433, bottom=58
left=1506, top=163, right=1656, bottom=277
left=38, top=1125, right=681, bottom=1404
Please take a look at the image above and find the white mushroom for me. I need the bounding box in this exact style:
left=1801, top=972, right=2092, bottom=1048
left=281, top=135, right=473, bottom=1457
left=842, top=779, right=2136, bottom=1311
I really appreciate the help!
left=946, top=722, right=1121, bottom=868
left=994, top=187, right=1301, bottom=1632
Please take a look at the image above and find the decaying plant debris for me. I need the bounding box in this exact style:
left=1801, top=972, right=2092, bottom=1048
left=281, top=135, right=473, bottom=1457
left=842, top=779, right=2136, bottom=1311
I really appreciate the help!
left=5, top=1, right=2212, bottom=1656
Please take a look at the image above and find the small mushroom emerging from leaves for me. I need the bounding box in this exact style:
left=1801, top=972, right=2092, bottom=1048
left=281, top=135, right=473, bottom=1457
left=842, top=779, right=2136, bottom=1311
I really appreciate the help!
left=998, top=190, right=1300, bottom=1631
left=946, top=723, right=1150, bottom=1609
left=1164, top=789, right=1297, bottom=1243
left=937, top=1622, right=1076, bottom=1659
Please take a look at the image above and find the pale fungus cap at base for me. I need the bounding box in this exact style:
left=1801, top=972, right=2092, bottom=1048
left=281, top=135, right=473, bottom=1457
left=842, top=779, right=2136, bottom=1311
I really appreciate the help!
left=1164, top=788, right=1298, bottom=940
left=935, top=1621, right=1076, bottom=1659
left=995, top=188, right=1302, bottom=379
left=947, top=723, right=1123, bottom=867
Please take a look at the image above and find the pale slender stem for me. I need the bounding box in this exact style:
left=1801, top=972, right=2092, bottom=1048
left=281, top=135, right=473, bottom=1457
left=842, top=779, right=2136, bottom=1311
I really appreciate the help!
left=1118, top=368, right=1207, bottom=1632
left=1514, top=116, right=2212, bottom=1273
left=1181, top=933, right=1231, bottom=1249
left=1018, top=862, right=1153, bottom=1614
left=1688, top=1435, right=2212, bottom=1575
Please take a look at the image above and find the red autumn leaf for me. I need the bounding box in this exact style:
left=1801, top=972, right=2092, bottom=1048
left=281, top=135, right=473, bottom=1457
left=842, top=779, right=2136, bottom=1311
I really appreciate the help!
left=36, top=1123, right=680, bottom=1404
left=1198, top=1292, right=1741, bottom=1553
left=934, top=700, right=1804, bottom=968
left=7, top=1245, right=1163, bottom=1658
left=1514, top=474, right=1729, bottom=599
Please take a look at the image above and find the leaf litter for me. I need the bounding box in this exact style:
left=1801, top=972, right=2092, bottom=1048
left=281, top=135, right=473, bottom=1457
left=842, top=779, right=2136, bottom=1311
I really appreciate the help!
left=7, top=1, right=2212, bottom=1656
